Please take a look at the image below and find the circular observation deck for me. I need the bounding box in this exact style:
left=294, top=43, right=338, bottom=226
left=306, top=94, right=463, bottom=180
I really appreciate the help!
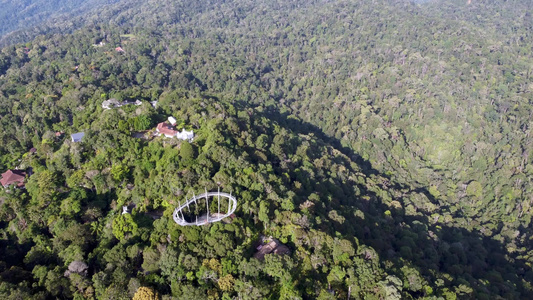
left=173, top=190, right=237, bottom=226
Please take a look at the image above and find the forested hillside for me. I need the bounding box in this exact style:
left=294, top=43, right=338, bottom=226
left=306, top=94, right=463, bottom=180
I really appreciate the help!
left=1, top=0, right=533, bottom=299
left=0, top=0, right=129, bottom=46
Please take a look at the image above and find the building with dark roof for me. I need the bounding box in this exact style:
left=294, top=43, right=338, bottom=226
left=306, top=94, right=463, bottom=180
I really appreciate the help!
left=253, top=236, right=291, bottom=260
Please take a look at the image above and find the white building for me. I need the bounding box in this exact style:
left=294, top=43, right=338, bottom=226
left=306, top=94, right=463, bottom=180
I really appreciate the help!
left=102, top=98, right=121, bottom=109
left=176, top=129, right=194, bottom=141
left=168, top=116, right=177, bottom=126
left=155, top=116, right=194, bottom=140
left=102, top=99, right=142, bottom=110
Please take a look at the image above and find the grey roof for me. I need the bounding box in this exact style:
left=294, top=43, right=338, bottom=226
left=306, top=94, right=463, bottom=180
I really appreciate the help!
left=71, top=132, right=85, bottom=142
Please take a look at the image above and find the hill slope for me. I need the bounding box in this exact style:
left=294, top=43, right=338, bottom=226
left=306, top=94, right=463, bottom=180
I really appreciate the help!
left=0, top=0, right=130, bottom=45
left=0, top=0, right=533, bottom=298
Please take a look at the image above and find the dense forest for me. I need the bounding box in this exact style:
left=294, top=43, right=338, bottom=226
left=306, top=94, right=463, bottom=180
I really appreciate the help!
left=1, top=0, right=533, bottom=299
left=0, top=0, right=128, bottom=46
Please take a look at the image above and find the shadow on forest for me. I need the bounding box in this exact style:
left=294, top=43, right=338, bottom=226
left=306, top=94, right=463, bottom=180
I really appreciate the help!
left=235, top=100, right=533, bottom=298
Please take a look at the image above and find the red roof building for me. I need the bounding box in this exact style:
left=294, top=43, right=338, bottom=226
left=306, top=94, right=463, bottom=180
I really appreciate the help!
left=156, top=122, right=178, bottom=138
left=0, top=170, right=26, bottom=188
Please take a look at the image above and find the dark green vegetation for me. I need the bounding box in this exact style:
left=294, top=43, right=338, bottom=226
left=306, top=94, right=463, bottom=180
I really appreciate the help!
left=0, top=0, right=127, bottom=46
left=1, top=0, right=533, bottom=299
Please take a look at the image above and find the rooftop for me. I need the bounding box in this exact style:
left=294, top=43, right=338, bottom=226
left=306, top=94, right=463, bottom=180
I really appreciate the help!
left=253, top=236, right=290, bottom=260
left=156, top=122, right=178, bottom=137
left=71, top=132, right=85, bottom=142
left=1, top=170, right=26, bottom=188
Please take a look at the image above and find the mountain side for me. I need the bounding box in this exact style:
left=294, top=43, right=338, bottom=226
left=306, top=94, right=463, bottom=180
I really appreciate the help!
left=0, top=0, right=532, bottom=298
left=0, top=0, right=130, bottom=46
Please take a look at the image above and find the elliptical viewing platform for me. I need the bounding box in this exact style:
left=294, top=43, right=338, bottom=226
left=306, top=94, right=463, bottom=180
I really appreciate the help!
left=173, top=189, right=237, bottom=226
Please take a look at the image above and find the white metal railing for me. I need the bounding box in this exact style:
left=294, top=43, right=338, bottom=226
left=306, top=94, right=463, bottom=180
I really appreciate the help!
left=173, top=189, right=237, bottom=226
